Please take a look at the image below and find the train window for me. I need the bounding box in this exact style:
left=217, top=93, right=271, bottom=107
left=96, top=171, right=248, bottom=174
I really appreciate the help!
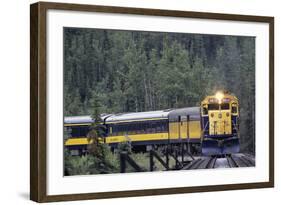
left=208, top=104, right=219, bottom=110
left=156, top=122, right=162, bottom=132
left=113, top=124, right=119, bottom=135
left=138, top=122, right=145, bottom=134
left=70, top=126, right=90, bottom=137
left=149, top=122, right=156, bottom=133
left=201, top=104, right=208, bottom=115
left=232, top=103, right=238, bottom=114
left=203, top=107, right=208, bottom=115
left=221, top=103, right=230, bottom=110
left=110, top=120, right=168, bottom=136
left=127, top=124, right=134, bottom=135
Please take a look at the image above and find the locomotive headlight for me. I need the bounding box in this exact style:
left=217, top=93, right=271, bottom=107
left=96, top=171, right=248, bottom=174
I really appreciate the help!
left=215, top=91, right=224, bottom=104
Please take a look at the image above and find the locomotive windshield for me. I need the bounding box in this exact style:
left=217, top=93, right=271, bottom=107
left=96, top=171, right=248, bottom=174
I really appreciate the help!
left=208, top=104, right=219, bottom=110
left=221, top=103, right=230, bottom=110
left=232, top=103, right=238, bottom=113
left=207, top=103, right=229, bottom=110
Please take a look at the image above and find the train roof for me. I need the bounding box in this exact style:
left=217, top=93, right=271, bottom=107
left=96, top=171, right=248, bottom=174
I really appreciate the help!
left=105, top=109, right=171, bottom=123
left=64, top=114, right=111, bottom=124
left=168, top=107, right=200, bottom=121
left=64, top=109, right=171, bottom=124
left=64, top=107, right=201, bottom=124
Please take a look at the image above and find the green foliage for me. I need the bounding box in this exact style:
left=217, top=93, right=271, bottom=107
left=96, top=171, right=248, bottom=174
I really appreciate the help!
left=88, top=144, right=119, bottom=174
left=85, top=93, right=117, bottom=173
left=117, top=142, right=132, bottom=154
left=64, top=151, right=94, bottom=175
left=64, top=28, right=255, bottom=154
left=90, top=94, right=102, bottom=124
left=64, top=146, right=119, bottom=176
left=64, top=148, right=178, bottom=175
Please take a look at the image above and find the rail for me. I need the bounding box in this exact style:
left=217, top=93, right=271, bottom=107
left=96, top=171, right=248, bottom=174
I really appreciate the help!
left=226, top=155, right=239, bottom=168
left=182, top=153, right=255, bottom=170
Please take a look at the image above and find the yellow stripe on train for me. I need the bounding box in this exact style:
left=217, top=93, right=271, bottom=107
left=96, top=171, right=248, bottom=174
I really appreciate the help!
left=65, top=125, right=201, bottom=146
left=65, top=133, right=169, bottom=146
left=106, top=132, right=169, bottom=143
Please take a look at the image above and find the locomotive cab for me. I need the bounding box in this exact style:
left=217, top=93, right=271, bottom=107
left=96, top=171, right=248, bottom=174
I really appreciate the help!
left=201, top=91, right=240, bottom=155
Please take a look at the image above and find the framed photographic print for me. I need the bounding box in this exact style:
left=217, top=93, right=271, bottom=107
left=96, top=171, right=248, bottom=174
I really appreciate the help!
left=30, top=1, right=274, bottom=202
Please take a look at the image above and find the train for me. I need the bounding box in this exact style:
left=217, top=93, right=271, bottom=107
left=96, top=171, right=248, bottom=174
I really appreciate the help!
left=201, top=91, right=240, bottom=155
left=64, top=91, right=239, bottom=156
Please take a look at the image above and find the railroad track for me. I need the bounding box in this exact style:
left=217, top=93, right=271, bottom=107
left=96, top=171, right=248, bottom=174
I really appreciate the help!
left=205, top=156, right=217, bottom=168
left=181, top=153, right=255, bottom=170
left=226, top=155, right=239, bottom=168
left=182, top=156, right=217, bottom=170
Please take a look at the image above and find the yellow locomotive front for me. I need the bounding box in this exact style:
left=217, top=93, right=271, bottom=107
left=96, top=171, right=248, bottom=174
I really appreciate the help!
left=201, top=91, right=239, bottom=155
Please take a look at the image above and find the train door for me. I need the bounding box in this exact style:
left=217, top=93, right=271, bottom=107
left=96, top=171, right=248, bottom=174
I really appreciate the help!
left=168, top=115, right=185, bottom=142
left=168, top=117, right=177, bottom=142
left=178, top=115, right=189, bottom=141
left=178, top=116, right=181, bottom=140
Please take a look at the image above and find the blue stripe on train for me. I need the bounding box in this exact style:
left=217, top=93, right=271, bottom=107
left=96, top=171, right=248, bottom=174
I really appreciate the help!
left=203, top=134, right=236, bottom=139
left=201, top=116, right=209, bottom=134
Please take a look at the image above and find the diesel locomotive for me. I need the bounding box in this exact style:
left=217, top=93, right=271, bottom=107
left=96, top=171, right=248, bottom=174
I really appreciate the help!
left=201, top=91, right=240, bottom=155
